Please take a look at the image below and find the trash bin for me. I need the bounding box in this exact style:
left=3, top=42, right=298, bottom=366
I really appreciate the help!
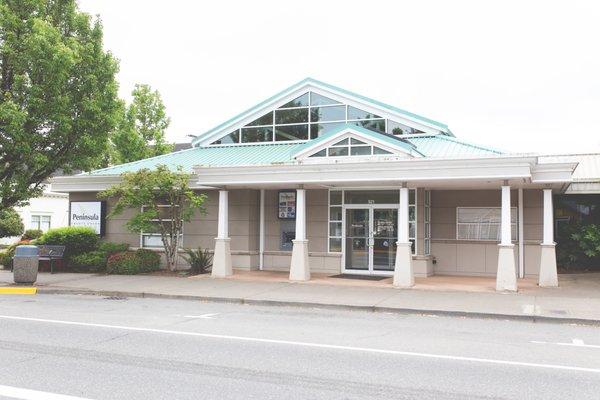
left=13, top=245, right=39, bottom=285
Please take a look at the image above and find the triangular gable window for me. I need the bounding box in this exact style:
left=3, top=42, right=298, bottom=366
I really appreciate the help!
left=209, top=92, right=425, bottom=145
left=280, top=93, right=309, bottom=108
left=308, top=136, right=393, bottom=158
left=310, top=93, right=340, bottom=106
left=247, top=112, right=273, bottom=126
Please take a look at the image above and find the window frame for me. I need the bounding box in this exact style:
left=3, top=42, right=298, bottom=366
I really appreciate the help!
left=30, top=214, right=51, bottom=232
left=139, top=205, right=184, bottom=249
left=455, top=206, right=518, bottom=241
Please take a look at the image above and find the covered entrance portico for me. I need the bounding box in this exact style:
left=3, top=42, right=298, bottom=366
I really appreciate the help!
left=196, top=149, right=576, bottom=292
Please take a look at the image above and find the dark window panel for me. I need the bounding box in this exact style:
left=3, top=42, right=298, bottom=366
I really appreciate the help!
left=241, top=127, right=273, bottom=143
left=275, top=108, right=309, bottom=124
left=275, top=124, right=309, bottom=141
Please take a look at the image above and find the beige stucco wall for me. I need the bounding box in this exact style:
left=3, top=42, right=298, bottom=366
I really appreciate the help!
left=429, top=189, right=543, bottom=276
left=262, top=189, right=341, bottom=274
left=70, top=188, right=341, bottom=273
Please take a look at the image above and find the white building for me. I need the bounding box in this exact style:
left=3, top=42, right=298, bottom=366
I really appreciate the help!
left=0, top=186, right=69, bottom=245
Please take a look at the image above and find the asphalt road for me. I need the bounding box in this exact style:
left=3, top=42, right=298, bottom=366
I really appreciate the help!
left=0, top=294, right=599, bottom=400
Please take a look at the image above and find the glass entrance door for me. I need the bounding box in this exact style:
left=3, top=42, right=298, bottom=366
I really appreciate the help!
left=344, top=207, right=398, bottom=274
left=345, top=209, right=370, bottom=271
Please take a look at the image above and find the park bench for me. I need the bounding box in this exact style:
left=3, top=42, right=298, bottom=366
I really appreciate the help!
left=37, top=245, right=66, bottom=274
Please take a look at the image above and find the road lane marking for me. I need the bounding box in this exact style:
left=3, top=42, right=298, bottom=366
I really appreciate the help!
left=531, top=339, right=600, bottom=349
left=0, top=384, right=93, bottom=400
left=1, top=314, right=600, bottom=374
left=182, top=313, right=219, bottom=319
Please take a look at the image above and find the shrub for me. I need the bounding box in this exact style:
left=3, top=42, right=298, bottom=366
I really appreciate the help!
left=571, top=224, right=600, bottom=259
left=135, top=249, right=161, bottom=272
left=70, top=250, right=107, bottom=273
left=0, top=208, right=24, bottom=239
left=97, top=241, right=129, bottom=256
left=22, top=229, right=43, bottom=241
left=0, top=240, right=31, bottom=269
left=182, top=247, right=212, bottom=275
left=106, top=249, right=161, bottom=275
left=37, top=227, right=98, bottom=259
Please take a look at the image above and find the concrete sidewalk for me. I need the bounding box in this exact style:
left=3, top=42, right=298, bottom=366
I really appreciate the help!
left=1, top=270, right=600, bottom=325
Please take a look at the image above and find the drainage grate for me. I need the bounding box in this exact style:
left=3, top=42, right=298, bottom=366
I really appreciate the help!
left=103, top=296, right=128, bottom=301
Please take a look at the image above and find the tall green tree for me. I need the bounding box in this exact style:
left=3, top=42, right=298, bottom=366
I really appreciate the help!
left=0, top=0, right=120, bottom=212
left=111, top=84, right=173, bottom=164
left=98, top=165, right=206, bottom=271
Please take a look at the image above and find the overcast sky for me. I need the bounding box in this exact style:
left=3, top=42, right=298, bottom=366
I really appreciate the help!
left=78, top=0, right=600, bottom=154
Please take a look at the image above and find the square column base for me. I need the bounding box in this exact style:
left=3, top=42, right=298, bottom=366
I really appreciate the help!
left=539, top=243, right=558, bottom=287
left=212, top=238, right=232, bottom=278
left=289, top=239, right=310, bottom=281
left=393, top=242, right=414, bottom=288
left=496, top=244, right=517, bottom=292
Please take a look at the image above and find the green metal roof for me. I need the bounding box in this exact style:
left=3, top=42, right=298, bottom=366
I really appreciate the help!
left=191, top=77, right=450, bottom=146
left=86, top=143, right=303, bottom=176
left=406, top=135, right=503, bottom=158
left=86, top=132, right=502, bottom=176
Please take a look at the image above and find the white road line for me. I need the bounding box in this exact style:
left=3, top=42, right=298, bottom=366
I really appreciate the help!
left=182, top=313, right=219, bottom=319
left=531, top=339, right=600, bottom=349
left=0, top=384, right=93, bottom=400
left=2, top=314, right=600, bottom=374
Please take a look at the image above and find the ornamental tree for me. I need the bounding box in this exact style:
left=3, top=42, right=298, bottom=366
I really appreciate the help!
left=0, top=0, right=120, bottom=212
left=0, top=207, right=23, bottom=238
left=98, top=165, right=206, bottom=271
left=110, top=84, right=173, bottom=165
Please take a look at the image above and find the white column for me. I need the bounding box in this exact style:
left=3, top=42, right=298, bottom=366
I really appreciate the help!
left=289, top=188, right=310, bottom=281
left=393, top=186, right=414, bottom=287
left=496, top=185, right=517, bottom=291
left=539, top=188, right=558, bottom=287
left=518, top=188, right=524, bottom=278
left=542, top=189, right=554, bottom=245
left=212, top=190, right=232, bottom=277
left=217, top=190, right=228, bottom=239
left=259, top=189, right=265, bottom=271
left=500, top=186, right=512, bottom=246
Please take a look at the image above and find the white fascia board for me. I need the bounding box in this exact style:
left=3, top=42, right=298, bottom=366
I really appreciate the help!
left=51, top=175, right=214, bottom=193
left=294, top=128, right=418, bottom=160
left=197, top=82, right=445, bottom=146
left=530, top=162, right=578, bottom=183
left=194, top=157, right=535, bottom=186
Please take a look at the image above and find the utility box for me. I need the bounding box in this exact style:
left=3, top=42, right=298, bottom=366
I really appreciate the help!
left=13, top=245, right=39, bottom=285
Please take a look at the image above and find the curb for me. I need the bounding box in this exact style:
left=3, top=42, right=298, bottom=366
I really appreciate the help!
left=36, top=287, right=600, bottom=327
left=0, top=287, right=37, bottom=295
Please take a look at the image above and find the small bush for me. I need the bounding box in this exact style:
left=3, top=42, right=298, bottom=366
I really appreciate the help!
left=106, top=249, right=161, bottom=275
left=135, top=249, right=161, bottom=272
left=37, top=227, right=98, bottom=259
left=182, top=247, right=212, bottom=275
left=0, top=240, right=31, bottom=269
left=97, top=241, right=129, bottom=256
left=21, top=229, right=43, bottom=241
left=70, top=251, right=107, bottom=273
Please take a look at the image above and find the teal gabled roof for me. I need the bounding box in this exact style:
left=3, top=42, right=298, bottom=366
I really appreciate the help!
left=406, top=135, right=503, bottom=157
left=191, top=77, right=451, bottom=146
left=86, top=132, right=502, bottom=176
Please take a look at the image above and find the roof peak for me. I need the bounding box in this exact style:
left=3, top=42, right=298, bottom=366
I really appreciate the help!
left=192, top=78, right=451, bottom=147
